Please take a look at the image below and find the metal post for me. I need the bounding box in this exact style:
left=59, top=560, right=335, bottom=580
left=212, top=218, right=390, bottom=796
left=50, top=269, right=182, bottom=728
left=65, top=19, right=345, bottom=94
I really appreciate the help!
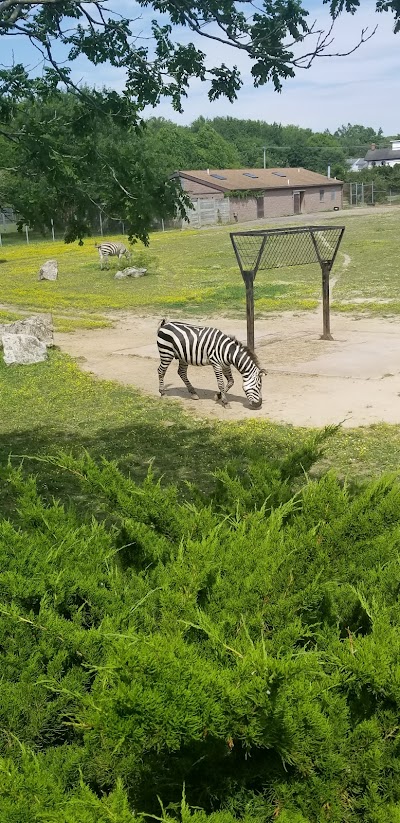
left=51, top=218, right=55, bottom=241
left=263, top=147, right=266, bottom=169
left=0, top=234, right=2, bottom=246
left=25, top=225, right=29, bottom=244
left=244, top=273, right=255, bottom=351
left=361, top=183, right=364, bottom=204
left=320, top=261, right=333, bottom=341
left=372, top=182, right=374, bottom=205
left=161, top=219, right=165, bottom=232
left=99, top=211, right=103, bottom=236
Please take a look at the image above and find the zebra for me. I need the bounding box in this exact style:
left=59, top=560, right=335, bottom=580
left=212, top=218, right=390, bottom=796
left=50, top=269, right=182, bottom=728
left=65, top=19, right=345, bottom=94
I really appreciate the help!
left=157, top=319, right=266, bottom=409
left=95, top=241, right=131, bottom=269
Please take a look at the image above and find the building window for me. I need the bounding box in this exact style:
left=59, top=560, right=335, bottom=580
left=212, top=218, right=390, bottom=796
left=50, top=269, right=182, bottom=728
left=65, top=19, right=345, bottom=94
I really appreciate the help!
left=331, top=189, right=336, bottom=201
left=257, top=197, right=264, bottom=219
left=320, top=189, right=325, bottom=202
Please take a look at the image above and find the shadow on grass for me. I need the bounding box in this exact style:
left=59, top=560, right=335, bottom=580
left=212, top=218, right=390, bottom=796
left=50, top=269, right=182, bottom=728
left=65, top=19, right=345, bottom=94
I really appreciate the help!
left=0, top=416, right=303, bottom=519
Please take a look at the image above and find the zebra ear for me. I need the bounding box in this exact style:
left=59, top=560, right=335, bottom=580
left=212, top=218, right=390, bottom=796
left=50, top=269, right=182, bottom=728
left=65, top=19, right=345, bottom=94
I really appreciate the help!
left=260, top=368, right=267, bottom=375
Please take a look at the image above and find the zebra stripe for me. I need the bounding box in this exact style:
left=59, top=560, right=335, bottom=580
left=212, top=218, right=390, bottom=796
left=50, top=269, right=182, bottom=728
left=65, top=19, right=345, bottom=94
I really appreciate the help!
left=157, top=319, right=266, bottom=408
left=95, top=242, right=131, bottom=269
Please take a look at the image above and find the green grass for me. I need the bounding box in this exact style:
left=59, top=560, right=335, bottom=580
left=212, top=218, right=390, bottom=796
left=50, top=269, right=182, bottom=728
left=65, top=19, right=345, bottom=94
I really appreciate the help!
left=1, top=210, right=400, bottom=499
left=1, top=349, right=400, bottom=518
left=332, top=212, right=400, bottom=309
left=1, top=210, right=400, bottom=326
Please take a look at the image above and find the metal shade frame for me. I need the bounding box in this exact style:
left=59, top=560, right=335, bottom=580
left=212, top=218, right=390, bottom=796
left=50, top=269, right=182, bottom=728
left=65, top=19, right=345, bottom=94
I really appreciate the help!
left=230, top=225, right=345, bottom=350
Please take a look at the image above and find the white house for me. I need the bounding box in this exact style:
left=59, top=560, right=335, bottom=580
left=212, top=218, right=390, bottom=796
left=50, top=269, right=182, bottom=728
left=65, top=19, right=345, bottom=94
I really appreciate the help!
left=365, top=140, right=400, bottom=168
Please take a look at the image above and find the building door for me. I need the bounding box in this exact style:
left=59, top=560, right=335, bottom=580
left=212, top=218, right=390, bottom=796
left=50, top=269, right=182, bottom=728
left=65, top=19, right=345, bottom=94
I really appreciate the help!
left=257, top=197, right=264, bottom=219
left=293, top=191, right=304, bottom=214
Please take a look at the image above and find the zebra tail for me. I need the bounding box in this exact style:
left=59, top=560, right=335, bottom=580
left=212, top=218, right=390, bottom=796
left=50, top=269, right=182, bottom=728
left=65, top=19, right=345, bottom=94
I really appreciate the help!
left=158, top=318, right=167, bottom=331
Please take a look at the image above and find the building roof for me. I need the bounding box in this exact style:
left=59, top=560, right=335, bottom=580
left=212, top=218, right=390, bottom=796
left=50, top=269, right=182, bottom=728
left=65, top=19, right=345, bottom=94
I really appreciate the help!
left=365, top=148, right=400, bottom=162
left=175, top=168, right=342, bottom=191
left=347, top=158, right=368, bottom=170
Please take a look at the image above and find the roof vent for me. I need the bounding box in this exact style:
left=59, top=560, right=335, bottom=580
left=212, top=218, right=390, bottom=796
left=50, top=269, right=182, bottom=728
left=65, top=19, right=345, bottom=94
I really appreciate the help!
left=371, top=144, right=376, bottom=151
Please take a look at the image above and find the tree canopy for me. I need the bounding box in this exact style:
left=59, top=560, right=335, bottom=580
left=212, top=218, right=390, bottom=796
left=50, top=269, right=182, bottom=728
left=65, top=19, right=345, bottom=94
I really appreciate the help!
left=0, top=0, right=392, bottom=109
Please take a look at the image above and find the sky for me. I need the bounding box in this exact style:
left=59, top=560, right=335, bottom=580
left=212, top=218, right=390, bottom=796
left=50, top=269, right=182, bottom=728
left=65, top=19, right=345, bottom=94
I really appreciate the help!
left=2, top=0, right=399, bottom=135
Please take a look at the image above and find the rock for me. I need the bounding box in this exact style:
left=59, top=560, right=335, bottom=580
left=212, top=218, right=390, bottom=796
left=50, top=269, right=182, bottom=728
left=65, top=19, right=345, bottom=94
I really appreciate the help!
left=38, top=259, right=58, bottom=280
left=114, top=267, right=147, bottom=279
left=0, top=314, right=53, bottom=347
left=2, top=333, right=48, bottom=365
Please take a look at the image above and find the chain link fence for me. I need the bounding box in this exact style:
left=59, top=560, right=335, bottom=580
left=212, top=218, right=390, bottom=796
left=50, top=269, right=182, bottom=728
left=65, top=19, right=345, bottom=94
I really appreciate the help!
left=343, top=182, right=400, bottom=206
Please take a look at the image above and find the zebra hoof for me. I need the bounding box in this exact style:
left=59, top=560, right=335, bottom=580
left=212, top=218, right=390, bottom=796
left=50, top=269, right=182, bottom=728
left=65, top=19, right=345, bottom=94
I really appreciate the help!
left=190, top=393, right=199, bottom=400
left=214, top=392, right=222, bottom=402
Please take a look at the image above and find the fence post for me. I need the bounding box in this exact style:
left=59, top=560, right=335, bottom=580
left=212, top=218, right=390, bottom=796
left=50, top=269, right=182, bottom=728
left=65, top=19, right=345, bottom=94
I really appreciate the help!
left=25, top=225, right=29, bottom=244
left=320, top=262, right=333, bottom=341
left=372, top=182, right=374, bottom=205
left=244, top=274, right=255, bottom=351
left=99, top=211, right=103, bottom=236
left=0, top=234, right=2, bottom=246
left=51, top=218, right=55, bottom=242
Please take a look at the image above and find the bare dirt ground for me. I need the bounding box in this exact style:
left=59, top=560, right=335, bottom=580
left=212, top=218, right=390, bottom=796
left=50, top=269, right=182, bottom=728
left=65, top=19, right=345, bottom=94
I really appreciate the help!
left=56, top=309, right=400, bottom=428
left=54, top=216, right=400, bottom=429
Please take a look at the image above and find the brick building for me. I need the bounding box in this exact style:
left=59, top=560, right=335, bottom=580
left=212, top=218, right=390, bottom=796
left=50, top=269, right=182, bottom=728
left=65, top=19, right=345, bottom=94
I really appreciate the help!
left=173, top=168, right=343, bottom=226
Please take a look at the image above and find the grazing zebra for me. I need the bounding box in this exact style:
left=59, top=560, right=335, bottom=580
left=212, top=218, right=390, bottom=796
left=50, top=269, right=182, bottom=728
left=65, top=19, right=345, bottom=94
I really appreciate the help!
left=157, top=319, right=266, bottom=409
left=95, top=241, right=131, bottom=269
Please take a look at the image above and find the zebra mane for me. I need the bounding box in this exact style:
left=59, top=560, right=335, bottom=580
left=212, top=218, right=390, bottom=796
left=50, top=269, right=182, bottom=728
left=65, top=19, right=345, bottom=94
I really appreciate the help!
left=231, top=336, right=261, bottom=369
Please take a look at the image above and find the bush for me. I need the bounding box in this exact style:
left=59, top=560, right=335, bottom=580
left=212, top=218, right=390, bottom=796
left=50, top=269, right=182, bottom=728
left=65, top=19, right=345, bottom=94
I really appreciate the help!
left=1, top=445, right=400, bottom=822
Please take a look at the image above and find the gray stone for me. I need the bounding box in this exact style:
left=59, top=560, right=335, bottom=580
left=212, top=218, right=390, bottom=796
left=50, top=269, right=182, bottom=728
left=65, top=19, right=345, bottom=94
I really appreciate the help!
left=2, top=333, right=48, bottom=365
left=38, top=259, right=58, bottom=280
left=114, top=267, right=147, bottom=279
left=0, top=314, right=53, bottom=347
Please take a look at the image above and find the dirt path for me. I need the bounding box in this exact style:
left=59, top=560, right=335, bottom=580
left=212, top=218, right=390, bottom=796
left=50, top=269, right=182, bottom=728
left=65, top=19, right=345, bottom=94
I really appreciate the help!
left=56, top=309, right=400, bottom=428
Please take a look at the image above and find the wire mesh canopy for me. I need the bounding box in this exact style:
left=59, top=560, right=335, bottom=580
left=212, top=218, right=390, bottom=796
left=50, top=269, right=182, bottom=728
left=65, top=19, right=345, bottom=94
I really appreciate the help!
left=230, top=225, right=345, bottom=275
left=230, top=225, right=345, bottom=348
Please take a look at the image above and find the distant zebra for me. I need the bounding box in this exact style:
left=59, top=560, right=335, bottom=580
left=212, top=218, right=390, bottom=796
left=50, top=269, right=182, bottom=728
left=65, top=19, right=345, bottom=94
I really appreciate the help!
left=157, top=319, right=266, bottom=409
left=95, top=241, right=131, bottom=269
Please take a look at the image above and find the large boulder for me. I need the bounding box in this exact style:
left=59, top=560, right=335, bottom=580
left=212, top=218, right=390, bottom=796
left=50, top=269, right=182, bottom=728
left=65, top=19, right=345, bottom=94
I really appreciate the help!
left=114, top=267, right=147, bottom=279
left=38, top=259, right=58, bottom=281
left=0, top=314, right=53, bottom=347
left=2, top=333, right=48, bottom=365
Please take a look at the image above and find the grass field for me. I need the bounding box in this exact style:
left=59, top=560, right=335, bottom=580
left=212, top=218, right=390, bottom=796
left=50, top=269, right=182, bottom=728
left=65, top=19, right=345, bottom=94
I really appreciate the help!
left=1, top=209, right=399, bottom=332
left=0, top=208, right=399, bottom=495
left=2, top=348, right=400, bottom=522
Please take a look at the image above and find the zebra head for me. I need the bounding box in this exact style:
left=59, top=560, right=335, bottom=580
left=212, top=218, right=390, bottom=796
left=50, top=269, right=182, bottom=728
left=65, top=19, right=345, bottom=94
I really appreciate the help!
left=242, top=367, right=267, bottom=409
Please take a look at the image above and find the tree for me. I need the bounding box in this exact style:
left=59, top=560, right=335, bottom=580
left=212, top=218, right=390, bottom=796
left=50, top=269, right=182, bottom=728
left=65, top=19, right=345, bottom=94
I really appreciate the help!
left=334, top=124, right=385, bottom=156
left=0, top=0, right=383, bottom=110
left=1, top=87, right=191, bottom=243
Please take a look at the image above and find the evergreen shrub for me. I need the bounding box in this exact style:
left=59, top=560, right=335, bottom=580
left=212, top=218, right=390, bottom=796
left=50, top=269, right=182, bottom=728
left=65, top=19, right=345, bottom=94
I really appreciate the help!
left=1, top=441, right=400, bottom=822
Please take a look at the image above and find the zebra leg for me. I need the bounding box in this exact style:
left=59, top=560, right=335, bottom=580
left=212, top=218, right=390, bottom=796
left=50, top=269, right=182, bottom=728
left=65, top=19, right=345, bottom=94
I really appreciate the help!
left=158, top=354, right=174, bottom=396
left=223, top=367, right=234, bottom=392
left=212, top=365, right=229, bottom=406
left=100, top=252, right=109, bottom=270
left=177, top=362, right=199, bottom=400
left=215, top=366, right=234, bottom=402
